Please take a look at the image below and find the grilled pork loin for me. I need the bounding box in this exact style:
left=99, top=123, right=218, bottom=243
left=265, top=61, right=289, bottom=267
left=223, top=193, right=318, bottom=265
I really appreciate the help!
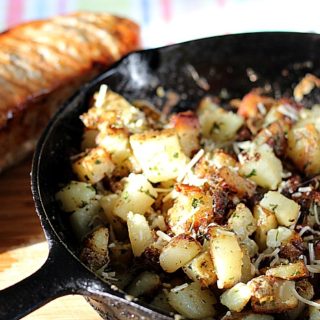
left=0, top=12, right=140, bottom=173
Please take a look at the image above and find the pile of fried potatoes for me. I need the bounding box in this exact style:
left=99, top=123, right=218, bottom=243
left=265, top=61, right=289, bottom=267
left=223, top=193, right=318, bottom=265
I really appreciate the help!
left=56, top=75, right=320, bottom=319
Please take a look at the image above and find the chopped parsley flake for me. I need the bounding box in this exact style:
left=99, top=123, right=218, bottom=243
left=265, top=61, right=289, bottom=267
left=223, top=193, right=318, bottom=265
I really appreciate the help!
left=245, top=169, right=257, bottom=178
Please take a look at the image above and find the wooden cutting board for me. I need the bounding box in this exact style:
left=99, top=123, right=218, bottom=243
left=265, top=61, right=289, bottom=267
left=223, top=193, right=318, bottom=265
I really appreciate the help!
left=0, top=157, right=101, bottom=320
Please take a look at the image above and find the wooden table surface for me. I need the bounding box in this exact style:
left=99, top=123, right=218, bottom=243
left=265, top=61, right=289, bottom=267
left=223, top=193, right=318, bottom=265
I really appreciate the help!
left=0, top=157, right=101, bottom=320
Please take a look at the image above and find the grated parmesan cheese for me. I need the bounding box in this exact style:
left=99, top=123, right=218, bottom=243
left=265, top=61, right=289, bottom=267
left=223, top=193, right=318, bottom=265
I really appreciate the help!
left=171, top=283, right=189, bottom=292
left=298, top=186, right=313, bottom=193
left=177, top=149, right=204, bottom=183
left=156, top=230, right=172, bottom=242
left=254, top=248, right=280, bottom=272
left=257, top=102, right=267, bottom=115
left=278, top=104, right=299, bottom=121
left=309, top=243, right=315, bottom=264
left=95, top=84, right=108, bottom=108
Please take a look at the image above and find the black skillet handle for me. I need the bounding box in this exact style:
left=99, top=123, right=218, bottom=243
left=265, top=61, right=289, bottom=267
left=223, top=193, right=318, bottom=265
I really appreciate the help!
left=0, top=245, right=87, bottom=320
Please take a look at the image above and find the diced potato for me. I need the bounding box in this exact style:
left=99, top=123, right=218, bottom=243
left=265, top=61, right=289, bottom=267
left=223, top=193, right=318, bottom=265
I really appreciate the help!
left=130, top=129, right=189, bottom=183
left=113, top=173, right=157, bottom=221
left=72, top=147, right=115, bottom=184
left=309, top=299, right=320, bottom=320
left=81, top=129, right=98, bottom=150
left=237, top=91, right=275, bottom=119
left=239, top=144, right=282, bottom=190
left=198, top=97, right=244, bottom=141
left=183, top=251, right=217, bottom=287
left=287, top=121, right=320, bottom=176
left=218, top=166, right=256, bottom=198
left=167, top=184, right=213, bottom=235
left=260, top=191, right=300, bottom=227
left=294, top=74, right=320, bottom=102
left=266, top=226, right=294, bottom=248
left=100, top=194, right=127, bottom=241
left=80, top=226, right=109, bottom=271
left=248, top=276, right=298, bottom=313
left=241, top=245, right=255, bottom=283
left=228, top=204, right=257, bottom=240
left=69, top=199, right=101, bottom=240
left=167, top=282, right=216, bottom=319
left=266, top=261, right=309, bottom=280
left=126, top=271, right=161, bottom=297
left=96, top=127, right=131, bottom=165
left=127, top=212, right=154, bottom=257
left=254, top=205, right=278, bottom=251
left=209, top=228, right=243, bottom=289
left=80, top=89, right=147, bottom=132
left=159, top=235, right=202, bottom=273
left=254, top=121, right=288, bottom=158
left=56, top=181, right=96, bottom=212
left=169, top=111, right=200, bottom=157
left=220, top=282, right=252, bottom=312
left=241, top=238, right=259, bottom=258
left=210, top=149, right=238, bottom=169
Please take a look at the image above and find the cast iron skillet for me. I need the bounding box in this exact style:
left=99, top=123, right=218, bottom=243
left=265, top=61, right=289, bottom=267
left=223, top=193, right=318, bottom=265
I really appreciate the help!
left=1, top=32, right=320, bottom=320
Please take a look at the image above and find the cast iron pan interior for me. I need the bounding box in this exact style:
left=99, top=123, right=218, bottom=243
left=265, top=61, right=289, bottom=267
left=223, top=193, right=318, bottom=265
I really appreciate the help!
left=2, top=32, right=320, bottom=320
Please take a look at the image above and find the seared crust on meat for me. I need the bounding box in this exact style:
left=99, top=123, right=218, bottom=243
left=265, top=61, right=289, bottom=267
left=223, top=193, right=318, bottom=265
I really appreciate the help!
left=0, top=12, right=140, bottom=172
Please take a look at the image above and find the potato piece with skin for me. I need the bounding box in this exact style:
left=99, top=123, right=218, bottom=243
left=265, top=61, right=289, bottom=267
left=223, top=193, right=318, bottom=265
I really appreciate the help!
left=198, top=97, right=244, bottom=141
left=56, top=181, right=96, bottom=212
left=167, top=282, right=216, bottom=319
left=159, top=235, right=202, bottom=273
left=218, top=166, right=256, bottom=198
left=130, top=129, right=189, bottom=183
left=287, top=122, right=320, bottom=176
left=80, top=226, right=109, bottom=271
left=127, top=212, right=154, bottom=257
left=254, top=205, right=278, bottom=251
left=266, top=260, right=309, bottom=280
left=126, top=271, right=161, bottom=297
left=72, top=147, right=115, bottom=184
left=113, top=173, right=157, bottom=221
left=248, top=276, right=298, bottom=313
left=209, top=227, right=243, bottom=289
left=239, top=144, right=282, bottom=190
left=228, top=203, right=257, bottom=240
left=96, top=127, right=131, bottom=165
left=167, top=184, right=214, bottom=235
left=169, top=111, right=200, bottom=157
left=260, top=191, right=300, bottom=227
left=183, top=251, right=217, bottom=287
left=220, top=282, right=252, bottom=312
